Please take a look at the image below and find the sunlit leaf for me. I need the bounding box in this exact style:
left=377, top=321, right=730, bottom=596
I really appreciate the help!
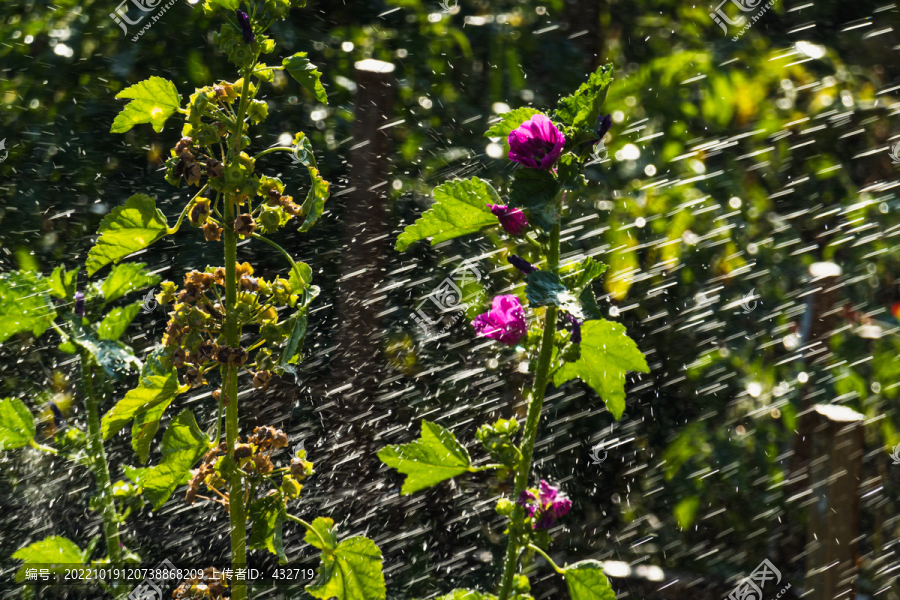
left=396, top=178, right=500, bottom=252
left=102, top=371, right=180, bottom=440
left=283, top=52, right=328, bottom=104
left=0, top=271, right=56, bottom=343
left=86, top=195, right=170, bottom=276
left=48, top=266, right=79, bottom=301
left=278, top=309, right=308, bottom=372
left=111, top=76, right=182, bottom=134
left=289, top=262, right=312, bottom=292
left=0, top=398, right=36, bottom=449
left=377, top=420, right=472, bottom=494
left=525, top=271, right=568, bottom=307
left=673, top=496, right=700, bottom=530
left=132, top=394, right=175, bottom=465
left=12, top=537, right=83, bottom=583
left=429, top=591, right=498, bottom=600
left=563, top=560, right=616, bottom=600
left=304, top=517, right=385, bottom=600
left=101, top=263, right=160, bottom=304
left=249, top=496, right=287, bottom=563
left=70, top=323, right=141, bottom=381
left=97, top=303, right=142, bottom=341
left=553, top=320, right=649, bottom=419
left=484, top=108, right=543, bottom=139
left=555, top=64, right=614, bottom=128
left=299, top=166, right=330, bottom=232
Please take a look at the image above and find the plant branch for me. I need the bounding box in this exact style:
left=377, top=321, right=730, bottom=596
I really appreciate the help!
left=527, top=543, right=565, bottom=574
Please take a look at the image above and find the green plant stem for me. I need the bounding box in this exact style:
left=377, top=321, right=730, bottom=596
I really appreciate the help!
left=252, top=146, right=295, bottom=160
left=285, top=514, right=327, bottom=548
left=250, top=233, right=296, bottom=270
left=168, top=184, right=210, bottom=234
left=223, top=65, right=255, bottom=600
left=527, top=543, right=564, bottom=575
left=80, top=353, right=127, bottom=598
left=497, top=223, right=560, bottom=600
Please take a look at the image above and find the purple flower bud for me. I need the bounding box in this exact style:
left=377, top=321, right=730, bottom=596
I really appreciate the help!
left=508, top=255, right=537, bottom=275
left=517, top=480, right=572, bottom=530
left=507, top=114, right=565, bottom=170
left=564, top=313, right=582, bottom=344
left=488, top=204, right=528, bottom=236
left=235, top=9, right=255, bottom=43
left=472, top=295, right=527, bottom=346
left=74, top=292, right=85, bottom=317
left=595, top=113, right=613, bottom=143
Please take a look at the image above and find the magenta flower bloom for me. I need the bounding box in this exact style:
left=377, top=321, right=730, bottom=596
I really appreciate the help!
left=508, top=114, right=565, bottom=170
left=517, top=480, right=572, bottom=530
left=488, top=204, right=528, bottom=236
left=472, top=295, right=527, bottom=346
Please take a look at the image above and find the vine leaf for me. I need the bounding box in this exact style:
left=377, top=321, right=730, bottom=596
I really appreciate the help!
left=283, top=52, right=328, bottom=104
left=97, top=303, right=142, bottom=341
left=304, top=517, right=386, bottom=600
left=0, top=271, right=56, bottom=343
left=12, top=537, right=84, bottom=583
left=48, top=266, right=79, bottom=301
left=249, top=496, right=287, bottom=563
left=86, top=195, right=170, bottom=276
left=484, top=108, right=543, bottom=139
left=110, top=76, right=182, bottom=134
left=377, top=420, right=472, bottom=494
left=555, top=64, right=614, bottom=129
left=553, top=320, right=649, bottom=419
left=101, top=370, right=181, bottom=440
left=507, top=168, right=561, bottom=232
left=396, top=178, right=500, bottom=252
left=125, top=409, right=209, bottom=510
left=0, top=398, right=36, bottom=450
left=101, top=263, right=161, bottom=304
left=563, top=560, right=616, bottom=600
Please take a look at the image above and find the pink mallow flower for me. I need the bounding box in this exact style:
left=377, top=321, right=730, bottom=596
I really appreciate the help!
left=488, top=204, right=529, bottom=236
left=517, top=480, right=572, bottom=530
left=508, top=114, right=565, bottom=170
left=472, top=295, right=527, bottom=346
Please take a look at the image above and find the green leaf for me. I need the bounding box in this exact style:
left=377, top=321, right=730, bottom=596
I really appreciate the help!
left=86, top=195, right=170, bottom=276
left=305, top=518, right=385, bottom=600
left=132, top=394, right=175, bottom=464
left=111, top=76, right=182, bottom=134
left=377, top=420, right=472, bottom=494
left=69, top=323, right=141, bottom=381
left=396, top=178, right=501, bottom=252
left=673, top=496, right=701, bottom=530
left=278, top=310, right=308, bottom=372
left=484, top=108, right=543, bottom=139
left=125, top=409, right=209, bottom=510
left=525, top=271, right=568, bottom=308
left=249, top=496, right=287, bottom=563
left=101, top=263, right=161, bottom=304
left=508, top=168, right=561, bottom=231
left=560, top=258, right=609, bottom=293
left=299, top=167, right=330, bottom=232
left=289, top=262, right=313, bottom=293
left=48, top=266, right=79, bottom=300
left=555, top=64, right=614, bottom=129
left=552, top=320, right=649, bottom=419
left=0, top=398, right=36, bottom=449
left=283, top=53, right=328, bottom=104
left=205, top=0, right=239, bottom=9
left=0, top=271, right=56, bottom=343
left=429, top=591, right=498, bottom=600
left=12, top=536, right=84, bottom=583
left=563, top=560, right=616, bottom=600
left=97, top=303, right=142, bottom=341
left=102, top=371, right=180, bottom=440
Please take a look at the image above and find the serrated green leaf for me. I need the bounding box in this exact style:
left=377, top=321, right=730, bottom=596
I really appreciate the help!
left=102, top=263, right=161, bottom=304
left=250, top=496, right=287, bottom=563
left=283, top=53, right=328, bottom=104
left=0, top=398, right=36, bottom=449
left=396, top=178, right=501, bottom=252
left=289, top=262, right=312, bottom=293
left=508, top=168, right=561, bottom=231
left=525, top=271, right=568, bottom=307
left=428, top=591, right=498, bottom=600
left=102, top=371, right=180, bottom=440
left=48, top=266, right=79, bottom=301
left=553, top=320, right=649, bottom=419
left=87, top=195, right=170, bottom=276
left=564, top=560, right=616, bottom=600
left=560, top=258, right=609, bottom=293
left=132, top=394, right=175, bottom=464
left=12, top=536, right=83, bottom=583
left=555, top=64, right=614, bottom=129
left=125, top=408, right=209, bottom=510
left=97, top=303, right=142, bottom=341
left=306, top=531, right=385, bottom=600
left=304, top=517, right=339, bottom=551
left=111, top=76, right=182, bottom=134
left=70, top=323, right=141, bottom=381
left=0, top=271, right=56, bottom=343
left=377, top=420, right=472, bottom=494
left=484, top=108, right=543, bottom=139
left=299, top=166, right=330, bottom=232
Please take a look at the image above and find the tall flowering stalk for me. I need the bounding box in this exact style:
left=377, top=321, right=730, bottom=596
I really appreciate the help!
left=384, top=64, right=649, bottom=600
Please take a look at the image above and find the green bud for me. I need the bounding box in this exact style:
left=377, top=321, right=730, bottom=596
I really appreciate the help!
left=496, top=497, right=515, bottom=516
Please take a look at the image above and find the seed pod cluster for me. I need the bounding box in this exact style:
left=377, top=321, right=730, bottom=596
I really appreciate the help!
left=172, top=567, right=228, bottom=600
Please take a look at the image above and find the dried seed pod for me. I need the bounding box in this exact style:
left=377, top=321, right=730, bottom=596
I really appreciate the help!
left=173, top=347, right=186, bottom=369
left=240, top=276, right=260, bottom=292
left=252, top=454, right=273, bottom=474
left=212, top=388, right=222, bottom=403
left=195, top=341, right=218, bottom=364
left=233, top=214, right=256, bottom=237
left=252, top=369, right=273, bottom=390
left=271, top=429, right=288, bottom=449
left=174, top=137, right=193, bottom=155
left=185, top=366, right=207, bottom=388
left=185, top=162, right=202, bottom=186
left=213, top=267, right=226, bottom=286
left=230, top=347, right=248, bottom=367
left=233, top=444, right=253, bottom=462
left=189, top=200, right=211, bottom=227
left=206, top=157, right=223, bottom=178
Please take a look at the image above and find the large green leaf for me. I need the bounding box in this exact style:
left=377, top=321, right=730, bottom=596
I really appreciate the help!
left=555, top=64, right=614, bottom=129
left=283, top=53, right=328, bottom=104
left=304, top=518, right=385, bottom=600
left=299, top=166, right=330, bottom=232
left=377, top=421, right=472, bottom=494
left=97, top=303, right=142, bottom=341
left=525, top=271, right=568, bottom=308
left=110, top=76, right=182, bottom=134
left=0, top=398, right=36, bottom=449
left=0, top=271, right=55, bottom=343
left=553, top=320, right=649, bottom=419
left=47, top=266, right=79, bottom=301
left=484, top=108, right=543, bottom=139
left=70, top=323, right=141, bottom=381
left=12, top=536, right=84, bottom=582
left=125, top=409, right=209, bottom=510
left=564, top=560, right=616, bottom=600
left=396, top=178, right=500, bottom=251
left=507, top=168, right=561, bottom=231
left=249, top=496, right=287, bottom=563
left=132, top=394, right=175, bottom=464
left=86, top=195, right=170, bottom=276
left=101, top=263, right=160, bottom=304
left=289, top=262, right=312, bottom=292
left=101, top=371, right=180, bottom=440
left=428, top=591, right=498, bottom=600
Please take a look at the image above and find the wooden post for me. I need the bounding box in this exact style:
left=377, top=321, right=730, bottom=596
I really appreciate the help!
left=804, top=404, right=864, bottom=600
left=331, top=59, right=395, bottom=403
